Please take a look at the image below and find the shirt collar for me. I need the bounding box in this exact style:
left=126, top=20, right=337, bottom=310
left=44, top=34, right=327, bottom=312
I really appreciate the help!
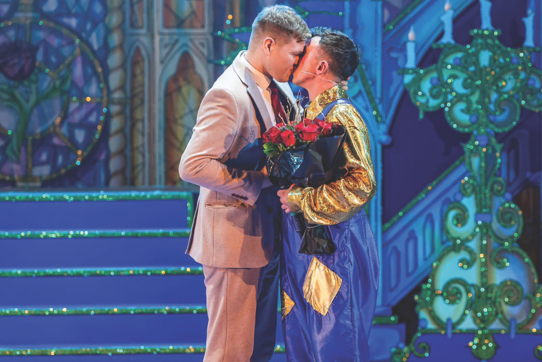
left=242, top=53, right=272, bottom=90
left=305, top=85, right=348, bottom=120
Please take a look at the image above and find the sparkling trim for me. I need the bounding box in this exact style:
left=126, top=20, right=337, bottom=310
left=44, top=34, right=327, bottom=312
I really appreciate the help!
left=0, top=229, right=190, bottom=239
left=0, top=266, right=203, bottom=278
left=0, top=345, right=287, bottom=356
left=0, top=306, right=207, bottom=316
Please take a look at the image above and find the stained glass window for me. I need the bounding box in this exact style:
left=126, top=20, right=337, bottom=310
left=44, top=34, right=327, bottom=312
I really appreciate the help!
left=163, top=0, right=205, bottom=29
left=164, top=52, right=204, bottom=185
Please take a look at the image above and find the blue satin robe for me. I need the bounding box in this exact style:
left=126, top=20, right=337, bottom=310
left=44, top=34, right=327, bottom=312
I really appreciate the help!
left=280, top=209, right=379, bottom=361
left=280, top=86, right=380, bottom=361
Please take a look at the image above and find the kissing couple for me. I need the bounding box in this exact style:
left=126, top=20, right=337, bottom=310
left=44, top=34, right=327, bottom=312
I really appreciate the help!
left=179, top=4, right=379, bottom=362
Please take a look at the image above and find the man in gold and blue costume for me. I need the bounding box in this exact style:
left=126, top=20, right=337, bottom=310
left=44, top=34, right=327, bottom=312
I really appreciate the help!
left=278, top=28, right=379, bottom=361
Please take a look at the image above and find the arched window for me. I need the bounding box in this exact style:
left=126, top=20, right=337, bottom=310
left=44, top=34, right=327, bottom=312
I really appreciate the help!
left=129, top=47, right=146, bottom=186
left=164, top=52, right=204, bottom=185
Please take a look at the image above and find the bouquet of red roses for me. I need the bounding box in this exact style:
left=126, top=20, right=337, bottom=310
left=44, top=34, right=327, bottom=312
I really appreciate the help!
left=263, top=117, right=347, bottom=255
left=262, top=118, right=335, bottom=158
left=263, top=117, right=346, bottom=189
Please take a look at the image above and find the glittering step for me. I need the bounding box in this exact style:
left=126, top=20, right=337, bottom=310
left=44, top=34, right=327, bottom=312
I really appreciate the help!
left=0, top=345, right=286, bottom=356
left=0, top=355, right=287, bottom=362
left=0, top=313, right=284, bottom=349
left=0, top=190, right=194, bottom=231
left=0, top=190, right=194, bottom=203
left=0, top=314, right=209, bottom=346
left=0, top=345, right=206, bottom=357
left=0, top=266, right=203, bottom=278
left=0, top=236, right=194, bottom=269
left=0, top=305, right=208, bottom=316
left=0, top=275, right=207, bottom=306
left=0, top=229, right=191, bottom=239
left=0, top=306, right=398, bottom=322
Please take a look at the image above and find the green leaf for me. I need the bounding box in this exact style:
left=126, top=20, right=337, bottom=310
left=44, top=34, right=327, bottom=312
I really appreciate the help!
left=263, top=142, right=279, bottom=157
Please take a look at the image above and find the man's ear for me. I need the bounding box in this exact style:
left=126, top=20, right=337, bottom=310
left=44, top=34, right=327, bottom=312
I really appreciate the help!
left=263, top=37, right=275, bottom=56
left=316, top=60, right=329, bottom=75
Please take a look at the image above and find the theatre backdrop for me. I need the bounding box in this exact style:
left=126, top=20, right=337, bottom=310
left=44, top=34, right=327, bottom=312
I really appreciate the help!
left=0, top=0, right=541, bottom=361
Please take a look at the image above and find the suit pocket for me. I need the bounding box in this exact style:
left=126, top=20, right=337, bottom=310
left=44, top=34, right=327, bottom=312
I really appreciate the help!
left=205, top=202, right=245, bottom=209
left=205, top=191, right=247, bottom=208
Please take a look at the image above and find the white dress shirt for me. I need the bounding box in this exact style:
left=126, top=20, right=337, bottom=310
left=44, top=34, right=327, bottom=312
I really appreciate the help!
left=241, top=53, right=276, bottom=126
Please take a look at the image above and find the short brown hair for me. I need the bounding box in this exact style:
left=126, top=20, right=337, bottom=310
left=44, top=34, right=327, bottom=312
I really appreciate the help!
left=250, top=5, right=310, bottom=44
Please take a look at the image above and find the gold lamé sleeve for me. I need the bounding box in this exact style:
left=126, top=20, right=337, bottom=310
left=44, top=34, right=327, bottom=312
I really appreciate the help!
left=287, top=105, right=376, bottom=225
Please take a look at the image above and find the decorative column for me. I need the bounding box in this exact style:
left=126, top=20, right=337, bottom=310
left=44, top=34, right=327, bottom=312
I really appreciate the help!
left=107, top=0, right=128, bottom=187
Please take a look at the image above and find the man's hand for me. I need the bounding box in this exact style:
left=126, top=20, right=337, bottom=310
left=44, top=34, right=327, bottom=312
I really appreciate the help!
left=340, top=76, right=351, bottom=91
left=277, top=185, right=295, bottom=213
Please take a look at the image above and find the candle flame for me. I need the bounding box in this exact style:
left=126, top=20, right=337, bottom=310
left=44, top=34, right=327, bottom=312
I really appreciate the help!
left=409, top=26, right=416, bottom=41
left=445, top=0, right=452, bottom=11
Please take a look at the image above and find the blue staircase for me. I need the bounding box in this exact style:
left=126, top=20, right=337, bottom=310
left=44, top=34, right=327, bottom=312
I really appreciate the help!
left=0, top=190, right=286, bottom=361
left=381, top=138, right=533, bottom=309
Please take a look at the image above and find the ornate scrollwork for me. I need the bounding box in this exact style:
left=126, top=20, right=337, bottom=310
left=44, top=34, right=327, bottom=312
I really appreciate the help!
left=470, top=331, right=498, bottom=360
left=489, top=176, right=506, bottom=197
left=443, top=201, right=478, bottom=247
left=488, top=200, right=524, bottom=244
left=402, top=30, right=540, bottom=134
left=391, top=331, right=431, bottom=361
left=521, top=68, right=542, bottom=111
left=400, top=24, right=542, bottom=361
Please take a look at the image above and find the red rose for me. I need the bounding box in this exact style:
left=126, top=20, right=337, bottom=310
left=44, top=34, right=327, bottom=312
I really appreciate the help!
left=281, top=130, right=296, bottom=147
left=301, top=124, right=319, bottom=142
left=322, top=122, right=333, bottom=136
left=303, top=124, right=319, bottom=133
left=263, top=126, right=282, bottom=144
left=303, top=118, right=312, bottom=126
left=276, top=122, right=286, bottom=129
left=294, top=122, right=304, bottom=133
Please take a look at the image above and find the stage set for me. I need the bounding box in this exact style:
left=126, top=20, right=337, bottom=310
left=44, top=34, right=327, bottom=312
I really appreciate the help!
left=0, top=0, right=541, bottom=361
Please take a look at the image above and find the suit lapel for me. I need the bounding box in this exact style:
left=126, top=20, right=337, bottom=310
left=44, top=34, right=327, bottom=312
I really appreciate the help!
left=232, top=52, right=274, bottom=131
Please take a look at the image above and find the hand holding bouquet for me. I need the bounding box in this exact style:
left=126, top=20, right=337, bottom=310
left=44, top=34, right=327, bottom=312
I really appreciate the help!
left=263, top=117, right=347, bottom=255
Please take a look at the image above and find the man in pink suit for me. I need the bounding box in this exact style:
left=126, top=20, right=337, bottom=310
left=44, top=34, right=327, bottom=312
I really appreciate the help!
left=179, top=5, right=309, bottom=361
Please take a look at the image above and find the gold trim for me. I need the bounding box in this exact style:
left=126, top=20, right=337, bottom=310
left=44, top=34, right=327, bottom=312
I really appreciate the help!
left=280, top=288, right=295, bottom=321
left=303, top=257, right=342, bottom=316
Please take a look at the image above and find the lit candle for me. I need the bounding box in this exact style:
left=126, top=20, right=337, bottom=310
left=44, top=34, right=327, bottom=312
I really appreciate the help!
left=439, top=0, right=455, bottom=44
left=523, top=9, right=534, bottom=47
left=480, top=0, right=493, bottom=30
left=406, top=27, right=416, bottom=68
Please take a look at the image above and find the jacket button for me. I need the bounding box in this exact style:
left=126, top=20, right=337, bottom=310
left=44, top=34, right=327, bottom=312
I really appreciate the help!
left=267, top=207, right=273, bottom=214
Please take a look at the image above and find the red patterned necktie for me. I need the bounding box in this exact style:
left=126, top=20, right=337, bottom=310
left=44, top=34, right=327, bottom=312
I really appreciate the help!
left=268, top=82, right=289, bottom=124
